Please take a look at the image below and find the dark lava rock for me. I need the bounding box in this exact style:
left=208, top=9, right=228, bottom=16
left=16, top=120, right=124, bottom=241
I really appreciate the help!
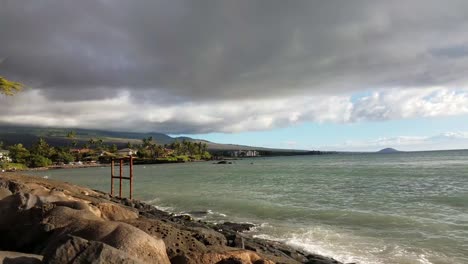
left=305, top=254, right=342, bottom=264
left=171, top=214, right=194, bottom=222
left=216, top=222, right=255, bottom=233
left=215, top=161, right=232, bottom=164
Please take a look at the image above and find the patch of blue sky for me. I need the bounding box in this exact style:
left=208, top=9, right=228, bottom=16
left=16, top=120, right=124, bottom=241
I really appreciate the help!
left=350, top=90, right=373, bottom=103
left=172, top=114, right=468, bottom=151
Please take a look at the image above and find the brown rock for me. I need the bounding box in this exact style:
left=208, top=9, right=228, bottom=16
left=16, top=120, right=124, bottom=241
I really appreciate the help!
left=41, top=205, right=170, bottom=264
left=0, top=187, right=12, bottom=200
left=0, top=251, right=42, bottom=264
left=43, top=235, right=144, bottom=264
left=96, top=202, right=138, bottom=221
left=192, top=250, right=275, bottom=264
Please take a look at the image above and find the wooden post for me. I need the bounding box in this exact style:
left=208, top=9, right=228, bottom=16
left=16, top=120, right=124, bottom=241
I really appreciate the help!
left=119, top=159, right=123, bottom=197
left=110, top=157, right=134, bottom=199
left=111, top=159, right=115, bottom=196
left=129, top=156, right=133, bottom=199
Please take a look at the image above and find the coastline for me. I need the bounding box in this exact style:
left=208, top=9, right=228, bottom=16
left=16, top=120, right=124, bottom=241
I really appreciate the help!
left=0, top=173, right=344, bottom=264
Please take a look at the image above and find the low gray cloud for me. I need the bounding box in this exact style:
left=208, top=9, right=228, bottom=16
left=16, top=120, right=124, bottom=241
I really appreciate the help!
left=1, top=1, right=468, bottom=133
left=1, top=87, right=467, bottom=134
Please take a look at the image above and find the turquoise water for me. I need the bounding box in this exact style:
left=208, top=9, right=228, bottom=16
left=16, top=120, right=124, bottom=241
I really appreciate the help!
left=28, top=151, right=468, bottom=264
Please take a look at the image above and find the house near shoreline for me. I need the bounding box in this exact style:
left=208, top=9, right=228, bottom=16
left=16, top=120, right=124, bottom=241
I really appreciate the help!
left=70, top=148, right=92, bottom=154
left=158, top=148, right=174, bottom=158
left=0, top=150, right=12, bottom=162
left=228, top=150, right=259, bottom=157
left=117, top=148, right=138, bottom=157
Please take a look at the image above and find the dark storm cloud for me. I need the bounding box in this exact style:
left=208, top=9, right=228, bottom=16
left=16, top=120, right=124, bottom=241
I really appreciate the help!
left=2, top=0, right=468, bottom=134
left=2, top=0, right=468, bottom=102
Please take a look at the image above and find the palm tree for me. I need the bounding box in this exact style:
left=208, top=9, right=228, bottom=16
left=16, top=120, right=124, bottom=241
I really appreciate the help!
left=88, top=138, right=96, bottom=148
left=0, top=76, right=23, bottom=96
left=66, top=130, right=77, bottom=148
left=96, top=139, right=104, bottom=150
left=141, top=137, right=157, bottom=158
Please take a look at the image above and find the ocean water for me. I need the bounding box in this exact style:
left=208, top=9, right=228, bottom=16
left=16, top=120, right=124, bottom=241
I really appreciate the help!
left=28, top=151, right=468, bottom=264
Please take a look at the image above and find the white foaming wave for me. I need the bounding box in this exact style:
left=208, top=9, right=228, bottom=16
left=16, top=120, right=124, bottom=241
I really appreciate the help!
left=247, top=222, right=272, bottom=233
left=153, top=204, right=175, bottom=212
left=252, top=226, right=448, bottom=264
left=144, top=197, right=161, bottom=204
left=253, top=230, right=384, bottom=264
left=253, top=226, right=454, bottom=264
left=144, top=198, right=175, bottom=212
left=289, top=234, right=383, bottom=264
left=206, top=209, right=228, bottom=218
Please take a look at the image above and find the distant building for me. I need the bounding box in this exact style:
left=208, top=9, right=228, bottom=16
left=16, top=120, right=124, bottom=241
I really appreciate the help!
left=117, top=148, right=137, bottom=156
left=70, top=148, right=92, bottom=154
left=0, top=150, right=12, bottom=162
left=158, top=148, right=174, bottom=158
left=228, top=150, right=259, bottom=157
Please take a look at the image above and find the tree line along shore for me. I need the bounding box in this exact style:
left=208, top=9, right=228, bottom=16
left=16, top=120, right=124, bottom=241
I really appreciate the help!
left=0, top=132, right=212, bottom=171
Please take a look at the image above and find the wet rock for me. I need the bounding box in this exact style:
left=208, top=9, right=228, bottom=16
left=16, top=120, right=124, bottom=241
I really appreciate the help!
left=305, top=254, right=342, bottom=264
left=216, top=222, right=255, bottom=233
left=215, top=161, right=232, bottom=164
left=123, top=197, right=134, bottom=207
left=171, top=214, right=194, bottom=222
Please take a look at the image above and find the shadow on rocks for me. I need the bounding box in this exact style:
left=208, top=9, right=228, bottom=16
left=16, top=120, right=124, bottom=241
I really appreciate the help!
left=3, top=256, right=41, bottom=264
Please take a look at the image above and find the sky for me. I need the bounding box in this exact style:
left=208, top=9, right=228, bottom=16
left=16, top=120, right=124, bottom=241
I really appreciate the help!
left=1, top=0, right=468, bottom=151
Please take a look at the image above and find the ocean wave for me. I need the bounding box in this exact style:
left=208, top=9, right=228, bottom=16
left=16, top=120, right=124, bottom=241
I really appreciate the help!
left=144, top=198, right=175, bottom=212
left=251, top=226, right=453, bottom=264
left=185, top=209, right=229, bottom=221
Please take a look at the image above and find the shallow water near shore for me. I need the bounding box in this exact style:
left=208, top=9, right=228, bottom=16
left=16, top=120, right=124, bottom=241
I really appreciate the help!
left=27, top=150, right=468, bottom=264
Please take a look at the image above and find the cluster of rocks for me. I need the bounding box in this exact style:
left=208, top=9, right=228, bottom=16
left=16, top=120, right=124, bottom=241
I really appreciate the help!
left=0, top=173, right=344, bottom=264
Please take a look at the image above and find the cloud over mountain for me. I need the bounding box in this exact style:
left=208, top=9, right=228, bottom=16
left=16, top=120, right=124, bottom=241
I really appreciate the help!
left=1, top=0, right=468, bottom=133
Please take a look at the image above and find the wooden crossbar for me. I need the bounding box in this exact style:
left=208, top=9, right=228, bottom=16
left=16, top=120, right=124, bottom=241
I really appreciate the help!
left=110, top=156, right=134, bottom=199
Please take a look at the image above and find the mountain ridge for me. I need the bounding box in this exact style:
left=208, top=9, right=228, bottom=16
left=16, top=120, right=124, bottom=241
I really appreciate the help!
left=0, top=125, right=312, bottom=154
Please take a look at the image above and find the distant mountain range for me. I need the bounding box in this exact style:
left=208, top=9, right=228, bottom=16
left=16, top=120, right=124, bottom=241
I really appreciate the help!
left=0, top=125, right=317, bottom=155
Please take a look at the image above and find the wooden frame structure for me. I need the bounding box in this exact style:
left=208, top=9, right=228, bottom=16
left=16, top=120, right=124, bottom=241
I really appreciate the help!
left=111, top=156, right=134, bottom=199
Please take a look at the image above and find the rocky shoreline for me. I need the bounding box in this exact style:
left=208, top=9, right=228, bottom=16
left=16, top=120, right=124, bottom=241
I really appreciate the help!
left=0, top=173, right=345, bottom=264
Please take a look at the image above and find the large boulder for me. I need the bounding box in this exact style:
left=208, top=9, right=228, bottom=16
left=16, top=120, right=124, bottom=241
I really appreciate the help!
left=42, top=205, right=170, bottom=264
left=122, top=218, right=210, bottom=261
left=0, top=176, right=171, bottom=263
left=0, top=193, right=51, bottom=252
left=42, top=235, right=144, bottom=264
left=0, top=178, right=30, bottom=194
left=96, top=202, right=138, bottom=221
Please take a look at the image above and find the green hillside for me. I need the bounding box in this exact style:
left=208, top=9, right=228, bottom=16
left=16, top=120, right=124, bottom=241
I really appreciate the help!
left=0, top=125, right=325, bottom=155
